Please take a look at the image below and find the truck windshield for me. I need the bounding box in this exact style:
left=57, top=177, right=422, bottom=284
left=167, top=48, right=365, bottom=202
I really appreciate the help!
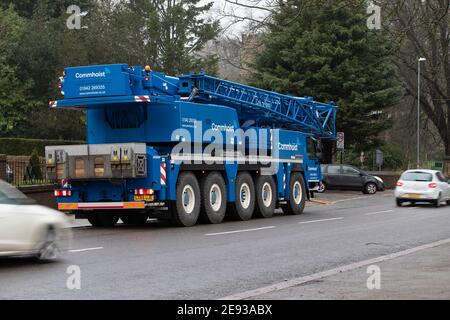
left=307, top=138, right=319, bottom=160
left=401, top=172, right=432, bottom=182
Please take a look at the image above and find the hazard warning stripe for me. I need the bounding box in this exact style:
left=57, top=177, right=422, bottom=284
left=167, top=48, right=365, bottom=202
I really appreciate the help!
left=160, top=162, right=167, bottom=186
left=134, top=95, right=150, bottom=103
left=58, top=202, right=145, bottom=211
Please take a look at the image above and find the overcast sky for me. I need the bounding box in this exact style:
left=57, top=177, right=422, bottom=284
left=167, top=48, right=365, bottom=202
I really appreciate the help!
left=201, top=0, right=271, bottom=36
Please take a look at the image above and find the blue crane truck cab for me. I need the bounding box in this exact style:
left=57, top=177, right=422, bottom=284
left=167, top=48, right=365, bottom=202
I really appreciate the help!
left=46, top=64, right=336, bottom=227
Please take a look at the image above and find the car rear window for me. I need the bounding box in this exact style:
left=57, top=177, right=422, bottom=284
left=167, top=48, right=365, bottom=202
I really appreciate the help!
left=400, top=172, right=433, bottom=182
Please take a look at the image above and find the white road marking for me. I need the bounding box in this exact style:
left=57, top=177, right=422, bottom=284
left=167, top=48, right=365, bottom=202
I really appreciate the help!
left=205, top=226, right=275, bottom=236
left=219, top=237, right=450, bottom=300
left=299, top=217, right=344, bottom=224
left=69, top=247, right=104, bottom=253
left=364, top=210, right=394, bottom=216
left=333, top=196, right=367, bottom=204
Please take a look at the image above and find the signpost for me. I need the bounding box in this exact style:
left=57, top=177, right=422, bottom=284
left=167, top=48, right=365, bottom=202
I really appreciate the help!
left=375, top=149, right=384, bottom=171
left=337, top=132, right=344, bottom=164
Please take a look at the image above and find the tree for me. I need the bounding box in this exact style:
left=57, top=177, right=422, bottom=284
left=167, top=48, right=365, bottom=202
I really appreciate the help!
left=378, top=0, right=450, bottom=158
left=88, top=0, right=220, bottom=74
left=250, top=0, right=402, bottom=156
left=0, top=5, right=34, bottom=135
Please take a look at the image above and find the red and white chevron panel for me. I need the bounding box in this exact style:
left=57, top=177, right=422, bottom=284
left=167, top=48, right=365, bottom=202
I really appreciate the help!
left=160, top=162, right=167, bottom=186
left=49, top=101, right=58, bottom=108
left=134, top=95, right=150, bottom=103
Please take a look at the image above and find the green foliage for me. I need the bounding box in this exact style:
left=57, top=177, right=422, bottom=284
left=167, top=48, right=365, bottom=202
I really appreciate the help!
left=0, top=138, right=85, bottom=156
left=25, top=148, right=43, bottom=180
left=341, top=144, right=406, bottom=171
left=250, top=0, right=403, bottom=151
left=0, top=0, right=219, bottom=140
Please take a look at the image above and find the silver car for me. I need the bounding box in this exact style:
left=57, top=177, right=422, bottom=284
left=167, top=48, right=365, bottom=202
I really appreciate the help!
left=395, top=169, right=450, bottom=207
left=0, top=180, right=72, bottom=261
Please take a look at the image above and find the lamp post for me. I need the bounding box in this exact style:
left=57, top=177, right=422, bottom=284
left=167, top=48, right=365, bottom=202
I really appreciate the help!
left=417, top=57, right=426, bottom=168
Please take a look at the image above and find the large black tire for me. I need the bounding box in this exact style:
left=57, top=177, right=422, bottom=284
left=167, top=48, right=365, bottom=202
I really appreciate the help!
left=200, top=172, right=227, bottom=224
left=88, top=212, right=119, bottom=227
left=171, top=171, right=201, bottom=227
left=254, top=175, right=276, bottom=218
left=282, top=172, right=306, bottom=215
left=228, top=171, right=255, bottom=221
left=121, top=211, right=149, bottom=225
left=363, top=182, right=377, bottom=195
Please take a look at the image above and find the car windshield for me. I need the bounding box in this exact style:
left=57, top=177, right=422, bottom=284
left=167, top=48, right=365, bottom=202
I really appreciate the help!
left=0, top=180, right=34, bottom=204
left=401, top=171, right=433, bottom=182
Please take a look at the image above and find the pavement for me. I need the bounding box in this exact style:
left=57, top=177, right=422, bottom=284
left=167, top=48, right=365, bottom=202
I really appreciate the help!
left=1, top=189, right=450, bottom=299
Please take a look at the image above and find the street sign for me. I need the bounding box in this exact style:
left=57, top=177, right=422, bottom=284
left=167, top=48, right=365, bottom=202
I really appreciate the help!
left=336, top=132, right=344, bottom=150
left=375, top=149, right=384, bottom=167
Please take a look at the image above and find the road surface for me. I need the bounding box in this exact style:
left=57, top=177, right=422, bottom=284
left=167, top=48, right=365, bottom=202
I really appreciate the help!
left=1, top=191, right=450, bottom=299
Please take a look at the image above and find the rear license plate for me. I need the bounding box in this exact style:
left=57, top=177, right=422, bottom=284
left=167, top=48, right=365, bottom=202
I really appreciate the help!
left=404, top=193, right=422, bottom=199
left=134, top=195, right=154, bottom=202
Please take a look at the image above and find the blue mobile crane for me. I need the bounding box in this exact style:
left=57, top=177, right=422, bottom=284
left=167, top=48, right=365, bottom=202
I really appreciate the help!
left=46, top=64, right=336, bottom=227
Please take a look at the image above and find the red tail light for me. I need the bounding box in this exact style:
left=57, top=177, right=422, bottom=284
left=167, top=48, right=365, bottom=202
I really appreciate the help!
left=54, top=190, right=72, bottom=197
left=134, top=189, right=154, bottom=195
left=396, top=181, right=403, bottom=187
left=428, top=182, right=437, bottom=188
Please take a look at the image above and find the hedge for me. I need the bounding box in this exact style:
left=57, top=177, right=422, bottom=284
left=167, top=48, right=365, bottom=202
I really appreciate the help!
left=0, top=138, right=85, bottom=156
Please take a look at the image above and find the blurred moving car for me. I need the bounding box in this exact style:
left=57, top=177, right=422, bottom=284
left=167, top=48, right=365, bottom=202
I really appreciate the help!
left=319, top=164, right=384, bottom=194
left=395, top=169, right=450, bottom=207
left=0, top=180, right=71, bottom=261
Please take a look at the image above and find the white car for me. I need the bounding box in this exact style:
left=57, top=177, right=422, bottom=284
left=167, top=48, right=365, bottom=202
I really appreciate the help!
left=395, top=169, right=450, bottom=207
left=0, top=180, right=72, bottom=261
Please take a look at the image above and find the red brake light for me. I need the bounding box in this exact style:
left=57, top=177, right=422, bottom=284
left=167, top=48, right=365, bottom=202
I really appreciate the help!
left=396, top=181, right=403, bottom=187
left=134, top=189, right=154, bottom=195
left=428, top=182, right=437, bottom=188
left=54, top=190, right=72, bottom=197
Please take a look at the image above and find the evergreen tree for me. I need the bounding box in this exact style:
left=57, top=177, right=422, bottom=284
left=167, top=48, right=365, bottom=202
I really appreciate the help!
left=251, top=0, right=402, bottom=152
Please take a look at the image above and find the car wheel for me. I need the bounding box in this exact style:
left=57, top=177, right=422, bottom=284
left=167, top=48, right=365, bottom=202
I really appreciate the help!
left=200, top=172, right=227, bottom=224
left=317, top=181, right=327, bottom=193
left=434, top=194, right=441, bottom=208
left=37, top=227, right=60, bottom=262
left=396, top=199, right=403, bottom=207
left=363, top=182, right=377, bottom=195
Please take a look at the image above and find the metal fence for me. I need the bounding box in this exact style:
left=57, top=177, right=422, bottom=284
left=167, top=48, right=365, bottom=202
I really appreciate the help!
left=6, top=157, right=51, bottom=186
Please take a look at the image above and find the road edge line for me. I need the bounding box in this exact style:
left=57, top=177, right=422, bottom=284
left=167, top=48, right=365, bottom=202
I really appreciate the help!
left=218, top=237, right=450, bottom=300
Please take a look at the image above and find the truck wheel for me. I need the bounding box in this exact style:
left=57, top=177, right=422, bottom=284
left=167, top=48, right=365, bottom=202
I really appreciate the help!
left=228, top=171, right=255, bottom=221
left=171, top=172, right=201, bottom=227
left=88, top=212, right=119, bottom=227
left=121, top=211, right=149, bottom=225
left=200, top=172, right=227, bottom=224
left=282, top=172, right=306, bottom=215
left=254, top=175, right=276, bottom=218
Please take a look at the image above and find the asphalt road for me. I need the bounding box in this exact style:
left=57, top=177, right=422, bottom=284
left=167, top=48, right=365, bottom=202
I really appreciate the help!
left=1, top=191, right=450, bottom=299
